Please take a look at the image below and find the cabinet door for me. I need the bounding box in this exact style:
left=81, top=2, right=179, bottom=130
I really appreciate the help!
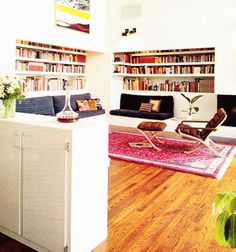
left=0, top=127, right=21, bottom=234
left=22, top=128, right=70, bottom=252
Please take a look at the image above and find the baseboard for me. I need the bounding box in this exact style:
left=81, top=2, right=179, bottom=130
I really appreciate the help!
left=211, top=136, right=236, bottom=144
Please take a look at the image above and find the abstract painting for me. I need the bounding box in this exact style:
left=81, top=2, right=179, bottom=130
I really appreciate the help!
left=55, top=0, right=90, bottom=33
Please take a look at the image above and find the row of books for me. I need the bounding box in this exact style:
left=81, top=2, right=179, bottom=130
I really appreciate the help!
left=114, top=53, right=130, bottom=63
left=16, top=40, right=85, bottom=53
left=123, top=77, right=214, bottom=93
left=16, top=61, right=85, bottom=73
left=131, top=54, right=215, bottom=64
left=23, top=77, right=85, bottom=92
left=128, top=48, right=214, bottom=54
left=115, top=65, right=214, bottom=75
left=16, top=48, right=86, bottom=62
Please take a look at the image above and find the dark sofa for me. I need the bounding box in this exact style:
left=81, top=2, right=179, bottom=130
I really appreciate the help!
left=16, top=93, right=105, bottom=118
left=110, top=93, right=174, bottom=120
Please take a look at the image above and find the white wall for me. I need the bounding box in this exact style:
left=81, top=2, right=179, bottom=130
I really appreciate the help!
left=0, top=0, right=110, bottom=111
left=0, top=0, right=108, bottom=73
left=108, top=0, right=236, bottom=122
left=14, top=0, right=108, bottom=52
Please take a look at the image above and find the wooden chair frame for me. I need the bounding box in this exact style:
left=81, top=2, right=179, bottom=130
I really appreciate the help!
left=176, top=113, right=227, bottom=157
left=137, top=129, right=164, bottom=151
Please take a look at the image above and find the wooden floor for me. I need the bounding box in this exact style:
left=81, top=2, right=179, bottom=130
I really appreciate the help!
left=0, top=232, right=35, bottom=251
left=94, top=126, right=236, bottom=252
left=1, top=126, right=236, bottom=252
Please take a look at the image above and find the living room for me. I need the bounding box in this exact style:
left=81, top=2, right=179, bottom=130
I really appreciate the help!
left=0, top=0, right=236, bottom=251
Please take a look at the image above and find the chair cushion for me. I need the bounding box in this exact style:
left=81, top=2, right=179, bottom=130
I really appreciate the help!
left=201, top=108, right=227, bottom=139
left=175, top=123, right=202, bottom=139
left=137, top=121, right=167, bottom=131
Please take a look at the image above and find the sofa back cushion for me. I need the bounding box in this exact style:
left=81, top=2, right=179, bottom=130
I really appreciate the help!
left=53, top=93, right=91, bottom=113
left=119, top=93, right=174, bottom=116
left=16, top=96, right=55, bottom=116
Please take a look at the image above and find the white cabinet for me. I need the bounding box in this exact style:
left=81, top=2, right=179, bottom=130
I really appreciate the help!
left=22, top=129, right=69, bottom=251
left=0, top=113, right=109, bottom=252
left=0, top=128, right=21, bottom=234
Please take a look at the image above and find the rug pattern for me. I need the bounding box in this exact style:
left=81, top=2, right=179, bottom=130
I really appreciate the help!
left=109, top=131, right=236, bottom=179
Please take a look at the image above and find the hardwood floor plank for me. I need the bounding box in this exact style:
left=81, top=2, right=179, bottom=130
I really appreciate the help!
left=94, top=126, right=236, bottom=252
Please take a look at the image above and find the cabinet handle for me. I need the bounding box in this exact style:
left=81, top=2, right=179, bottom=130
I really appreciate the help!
left=13, top=133, right=21, bottom=148
left=22, top=134, right=31, bottom=149
left=65, top=141, right=70, bottom=152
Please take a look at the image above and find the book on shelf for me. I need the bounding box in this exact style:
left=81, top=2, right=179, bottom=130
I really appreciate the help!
left=28, top=62, right=45, bottom=72
left=193, top=67, right=201, bottom=74
left=68, top=76, right=85, bottom=90
left=114, top=53, right=130, bottom=63
left=122, top=77, right=213, bottom=93
left=198, top=79, right=214, bottom=93
left=23, top=76, right=85, bottom=92
left=139, top=56, right=155, bottom=63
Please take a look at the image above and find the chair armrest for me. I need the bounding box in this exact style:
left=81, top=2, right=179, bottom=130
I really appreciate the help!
left=179, top=125, right=217, bottom=131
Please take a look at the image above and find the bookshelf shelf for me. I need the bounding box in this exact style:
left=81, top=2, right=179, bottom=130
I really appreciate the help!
left=113, top=73, right=214, bottom=78
left=113, top=47, right=215, bottom=93
left=15, top=40, right=87, bottom=93
left=16, top=43, right=86, bottom=55
left=130, top=49, right=215, bottom=57
left=113, top=61, right=214, bottom=67
left=16, top=70, right=86, bottom=77
left=16, top=57, right=87, bottom=66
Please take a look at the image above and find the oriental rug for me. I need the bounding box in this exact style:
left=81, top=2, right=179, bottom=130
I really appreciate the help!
left=109, top=131, right=236, bottom=180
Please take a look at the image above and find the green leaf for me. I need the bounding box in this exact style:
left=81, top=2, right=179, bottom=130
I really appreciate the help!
left=215, top=211, right=230, bottom=245
left=212, top=193, right=225, bottom=215
left=190, top=95, right=203, bottom=104
left=230, top=198, right=236, bottom=213
left=227, top=214, right=236, bottom=248
left=181, top=93, right=190, bottom=103
left=213, top=192, right=236, bottom=215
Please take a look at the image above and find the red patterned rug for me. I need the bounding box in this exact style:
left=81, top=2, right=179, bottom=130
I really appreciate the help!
left=109, top=131, right=236, bottom=179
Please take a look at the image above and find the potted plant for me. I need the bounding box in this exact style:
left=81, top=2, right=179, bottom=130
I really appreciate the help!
left=212, top=192, right=236, bottom=248
left=181, top=93, right=203, bottom=119
left=0, top=74, right=26, bottom=118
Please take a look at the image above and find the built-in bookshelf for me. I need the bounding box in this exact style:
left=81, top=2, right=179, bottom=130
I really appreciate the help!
left=113, top=47, right=215, bottom=93
left=15, top=40, right=87, bottom=92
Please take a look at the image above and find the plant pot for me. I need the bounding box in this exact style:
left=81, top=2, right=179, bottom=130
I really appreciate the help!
left=2, top=99, right=16, bottom=119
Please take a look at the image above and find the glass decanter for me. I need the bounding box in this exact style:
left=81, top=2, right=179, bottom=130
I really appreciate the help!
left=57, top=86, right=79, bottom=123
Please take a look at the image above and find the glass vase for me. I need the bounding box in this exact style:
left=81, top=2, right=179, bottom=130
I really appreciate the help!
left=56, top=86, right=79, bottom=123
left=2, top=99, right=16, bottom=119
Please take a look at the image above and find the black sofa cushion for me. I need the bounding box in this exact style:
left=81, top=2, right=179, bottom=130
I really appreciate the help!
left=110, top=93, right=174, bottom=120
left=110, top=109, right=172, bottom=120
left=79, top=109, right=106, bottom=118
left=16, top=96, right=55, bottom=116
left=119, top=93, right=174, bottom=116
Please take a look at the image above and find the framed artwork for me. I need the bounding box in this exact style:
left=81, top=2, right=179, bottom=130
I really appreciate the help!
left=55, top=0, right=90, bottom=33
